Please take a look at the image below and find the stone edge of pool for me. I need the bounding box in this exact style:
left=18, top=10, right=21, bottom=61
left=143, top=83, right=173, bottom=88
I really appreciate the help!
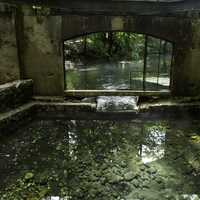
left=1, top=79, right=200, bottom=135
left=1, top=100, right=200, bottom=135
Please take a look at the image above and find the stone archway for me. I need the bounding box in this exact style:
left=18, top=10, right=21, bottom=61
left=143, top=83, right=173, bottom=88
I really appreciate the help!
left=62, top=15, right=178, bottom=42
left=20, top=12, right=199, bottom=96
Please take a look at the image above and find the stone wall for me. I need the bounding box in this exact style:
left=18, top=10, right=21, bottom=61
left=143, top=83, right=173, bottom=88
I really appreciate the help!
left=171, top=18, right=200, bottom=96
left=1, top=3, right=200, bottom=96
left=0, top=5, right=20, bottom=85
left=62, top=15, right=200, bottom=96
left=62, top=15, right=179, bottom=42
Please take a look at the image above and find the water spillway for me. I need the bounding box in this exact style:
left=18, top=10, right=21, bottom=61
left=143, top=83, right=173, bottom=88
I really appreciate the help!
left=96, top=96, right=139, bottom=112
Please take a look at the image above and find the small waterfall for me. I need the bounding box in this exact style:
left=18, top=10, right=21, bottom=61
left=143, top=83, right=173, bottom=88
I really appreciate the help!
left=96, top=96, right=139, bottom=112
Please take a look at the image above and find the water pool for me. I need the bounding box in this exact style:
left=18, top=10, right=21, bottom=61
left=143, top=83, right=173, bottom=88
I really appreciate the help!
left=0, top=115, right=200, bottom=200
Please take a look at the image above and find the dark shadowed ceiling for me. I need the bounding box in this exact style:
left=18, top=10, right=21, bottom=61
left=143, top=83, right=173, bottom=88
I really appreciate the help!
left=0, top=0, right=198, bottom=16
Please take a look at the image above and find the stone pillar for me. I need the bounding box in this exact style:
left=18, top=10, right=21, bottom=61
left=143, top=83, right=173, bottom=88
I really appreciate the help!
left=172, top=18, right=200, bottom=96
left=23, top=10, right=64, bottom=96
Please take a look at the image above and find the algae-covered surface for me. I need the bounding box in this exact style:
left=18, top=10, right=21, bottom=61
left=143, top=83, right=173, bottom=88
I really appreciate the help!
left=0, top=117, right=200, bottom=200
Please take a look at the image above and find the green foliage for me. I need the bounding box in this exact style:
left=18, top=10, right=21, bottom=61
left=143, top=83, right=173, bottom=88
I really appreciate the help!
left=64, top=32, right=145, bottom=62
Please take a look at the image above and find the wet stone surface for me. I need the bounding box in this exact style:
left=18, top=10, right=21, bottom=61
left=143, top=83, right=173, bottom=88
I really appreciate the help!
left=0, top=117, right=200, bottom=199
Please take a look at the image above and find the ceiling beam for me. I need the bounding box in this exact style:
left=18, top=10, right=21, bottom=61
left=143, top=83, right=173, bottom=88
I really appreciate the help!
left=0, top=0, right=199, bottom=16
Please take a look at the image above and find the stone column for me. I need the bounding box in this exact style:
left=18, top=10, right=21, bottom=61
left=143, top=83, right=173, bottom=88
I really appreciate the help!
left=23, top=7, right=64, bottom=96
left=172, top=17, right=200, bottom=96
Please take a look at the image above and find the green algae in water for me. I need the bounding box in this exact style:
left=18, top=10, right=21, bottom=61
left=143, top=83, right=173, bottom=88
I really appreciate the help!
left=0, top=119, right=200, bottom=200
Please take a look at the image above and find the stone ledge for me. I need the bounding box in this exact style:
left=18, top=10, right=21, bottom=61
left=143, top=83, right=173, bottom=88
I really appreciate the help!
left=1, top=99, right=200, bottom=135
left=0, top=79, right=33, bottom=113
left=0, top=101, right=97, bottom=135
left=35, top=101, right=96, bottom=119
left=64, top=90, right=171, bottom=98
left=0, top=102, right=36, bottom=135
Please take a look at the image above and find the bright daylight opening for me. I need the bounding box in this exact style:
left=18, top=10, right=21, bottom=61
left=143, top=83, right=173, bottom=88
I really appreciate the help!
left=64, top=32, right=173, bottom=92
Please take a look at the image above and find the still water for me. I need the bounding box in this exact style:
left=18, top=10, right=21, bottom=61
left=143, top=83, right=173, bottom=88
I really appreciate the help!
left=0, top=117, right=200, bottom=200
left=65, top=61, right=170, bottom=91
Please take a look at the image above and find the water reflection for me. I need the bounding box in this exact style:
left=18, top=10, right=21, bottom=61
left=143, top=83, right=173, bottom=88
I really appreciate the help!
left=140, top=124, right=166, bottom=164
left=0, top=119, right=200, bottom=199
left=66, top=62, right=170, bottom=91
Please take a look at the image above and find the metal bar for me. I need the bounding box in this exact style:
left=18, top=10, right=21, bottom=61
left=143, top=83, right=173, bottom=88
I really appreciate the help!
left=143, top=35, right=148, bottom=91
left=169, top=43, right=174, bottom=90
left=129, top=71, right=132, bottom=89
left=157, top=39, right=162, bottom=89
left=84, top=71, right=87, bottom=90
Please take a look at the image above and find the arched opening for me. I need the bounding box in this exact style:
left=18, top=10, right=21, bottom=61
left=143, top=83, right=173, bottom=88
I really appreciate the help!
left=64, top=32, right=173, bottom=94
